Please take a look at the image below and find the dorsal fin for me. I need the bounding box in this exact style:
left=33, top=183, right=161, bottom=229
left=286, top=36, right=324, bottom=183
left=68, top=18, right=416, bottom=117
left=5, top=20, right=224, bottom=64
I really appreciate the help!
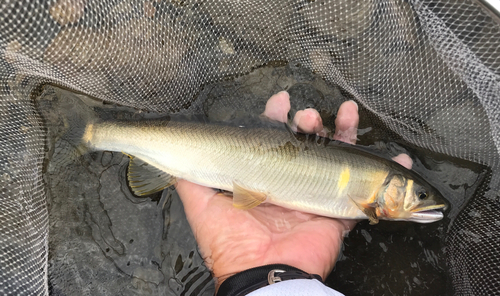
left=126, top=156, right=176, bottom=196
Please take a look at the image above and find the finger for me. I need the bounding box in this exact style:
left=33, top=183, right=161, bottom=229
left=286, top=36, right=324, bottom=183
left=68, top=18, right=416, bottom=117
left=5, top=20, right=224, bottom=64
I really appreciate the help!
left=392, top=153, right=413, bottom=170
left=292, top=108, right=323, bottom=134
left=175, top=180, right=218, bottom=218
left=333, top=100, right=359, bottom=144
left=263, top=91, right=290, bottom=123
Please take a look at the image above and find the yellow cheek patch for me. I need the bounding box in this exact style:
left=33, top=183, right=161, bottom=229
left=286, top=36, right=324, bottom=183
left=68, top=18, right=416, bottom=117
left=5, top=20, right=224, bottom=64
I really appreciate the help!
left=404, top=179, right=414, bottom=210
left=406, top=179, right=414, bottom=193
left=337, top=167, right=350, bottom=193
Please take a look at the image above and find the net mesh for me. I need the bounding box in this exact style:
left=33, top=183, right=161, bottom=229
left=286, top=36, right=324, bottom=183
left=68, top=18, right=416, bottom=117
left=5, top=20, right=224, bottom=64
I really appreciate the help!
left=0, top=0, right=499, bottom=295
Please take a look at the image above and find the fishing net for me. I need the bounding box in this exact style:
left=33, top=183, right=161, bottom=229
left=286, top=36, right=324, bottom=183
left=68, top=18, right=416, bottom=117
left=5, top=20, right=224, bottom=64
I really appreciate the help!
left=1, top=0, right=499, bottom=295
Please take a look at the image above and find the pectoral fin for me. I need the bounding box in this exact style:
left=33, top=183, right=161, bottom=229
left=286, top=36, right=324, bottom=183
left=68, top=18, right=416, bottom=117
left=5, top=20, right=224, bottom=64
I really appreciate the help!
left=232, top=181, right=267, bottom=210
left=127, top=156, right=176, bottom=196
left=349, top=196, right=379, bottom=225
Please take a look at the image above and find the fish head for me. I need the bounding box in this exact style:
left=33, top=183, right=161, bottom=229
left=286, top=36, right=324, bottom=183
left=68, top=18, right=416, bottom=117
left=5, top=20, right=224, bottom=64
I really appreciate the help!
left=376, top=174, right=446, bottom=223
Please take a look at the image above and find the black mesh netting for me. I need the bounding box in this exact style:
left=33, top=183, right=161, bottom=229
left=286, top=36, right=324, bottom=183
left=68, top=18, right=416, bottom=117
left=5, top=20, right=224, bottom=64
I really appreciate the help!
left=0, top=0, right=499, bottom=295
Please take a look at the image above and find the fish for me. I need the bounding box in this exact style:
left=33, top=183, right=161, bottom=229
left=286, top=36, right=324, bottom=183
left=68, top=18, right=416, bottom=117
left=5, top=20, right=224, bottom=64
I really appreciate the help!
left=61, top=108, right=446, bottom=224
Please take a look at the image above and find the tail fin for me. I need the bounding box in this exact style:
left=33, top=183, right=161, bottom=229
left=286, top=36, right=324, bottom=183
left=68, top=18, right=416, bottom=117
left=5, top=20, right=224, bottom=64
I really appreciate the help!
left=50, top=90, right=99, bottom=155
left=61, top=107, right=95, bottom=154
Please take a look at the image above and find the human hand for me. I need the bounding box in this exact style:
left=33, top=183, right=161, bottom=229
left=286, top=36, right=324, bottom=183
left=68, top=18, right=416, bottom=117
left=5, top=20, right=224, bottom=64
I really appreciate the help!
left=176, top=91, right=413, bottom=290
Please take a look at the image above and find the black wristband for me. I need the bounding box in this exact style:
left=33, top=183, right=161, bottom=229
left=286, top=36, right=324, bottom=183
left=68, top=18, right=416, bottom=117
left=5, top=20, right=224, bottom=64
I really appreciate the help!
left=216, top=264, right=323, bottom=296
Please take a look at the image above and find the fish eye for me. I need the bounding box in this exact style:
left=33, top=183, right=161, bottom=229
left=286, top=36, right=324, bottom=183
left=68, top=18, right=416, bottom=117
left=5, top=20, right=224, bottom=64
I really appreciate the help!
left=417, top=191, right=428, bottom=200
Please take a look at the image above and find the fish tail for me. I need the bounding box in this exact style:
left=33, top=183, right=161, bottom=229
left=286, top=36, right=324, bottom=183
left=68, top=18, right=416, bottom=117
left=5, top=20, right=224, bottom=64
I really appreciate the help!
left=59, top=98, right=98, bottom=154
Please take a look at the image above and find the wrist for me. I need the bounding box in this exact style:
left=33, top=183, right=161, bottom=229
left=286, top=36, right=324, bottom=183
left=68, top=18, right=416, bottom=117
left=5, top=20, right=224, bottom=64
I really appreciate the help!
left=215, top=272, right=238, bottom=292
left=216, top=264, right=323, bottom=296
left=213, top=261, right=331, bottom=291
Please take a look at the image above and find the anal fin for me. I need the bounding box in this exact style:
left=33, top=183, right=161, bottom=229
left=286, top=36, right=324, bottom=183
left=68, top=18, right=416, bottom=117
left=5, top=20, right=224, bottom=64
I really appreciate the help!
left=127, top=155, right=176, bottom=196
left=232, top=181, right=267, bottom=210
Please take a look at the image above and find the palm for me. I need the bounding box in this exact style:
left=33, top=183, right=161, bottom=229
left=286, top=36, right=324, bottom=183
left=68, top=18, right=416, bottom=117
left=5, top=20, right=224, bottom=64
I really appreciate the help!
left=176, top=181, right=353, bottom=281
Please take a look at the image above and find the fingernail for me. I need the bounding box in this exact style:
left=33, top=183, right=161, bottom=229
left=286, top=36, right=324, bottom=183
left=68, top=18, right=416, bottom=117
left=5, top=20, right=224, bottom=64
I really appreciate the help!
left=348, top=100, right=358, bottom=111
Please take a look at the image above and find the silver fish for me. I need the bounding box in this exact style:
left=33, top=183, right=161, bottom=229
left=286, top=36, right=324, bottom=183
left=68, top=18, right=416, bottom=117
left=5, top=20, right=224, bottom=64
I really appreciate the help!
left=63, top=111, right=446, bottom=224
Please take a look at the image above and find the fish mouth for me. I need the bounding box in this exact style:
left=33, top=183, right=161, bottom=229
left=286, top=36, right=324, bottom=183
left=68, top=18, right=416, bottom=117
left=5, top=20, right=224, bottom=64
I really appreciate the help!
left=408, top=204, right=446, bottom=223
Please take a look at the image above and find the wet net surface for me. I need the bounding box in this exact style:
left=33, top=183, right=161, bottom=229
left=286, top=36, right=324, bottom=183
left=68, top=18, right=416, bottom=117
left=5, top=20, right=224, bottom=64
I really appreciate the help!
left=1, top=0, right=500, bottom=295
